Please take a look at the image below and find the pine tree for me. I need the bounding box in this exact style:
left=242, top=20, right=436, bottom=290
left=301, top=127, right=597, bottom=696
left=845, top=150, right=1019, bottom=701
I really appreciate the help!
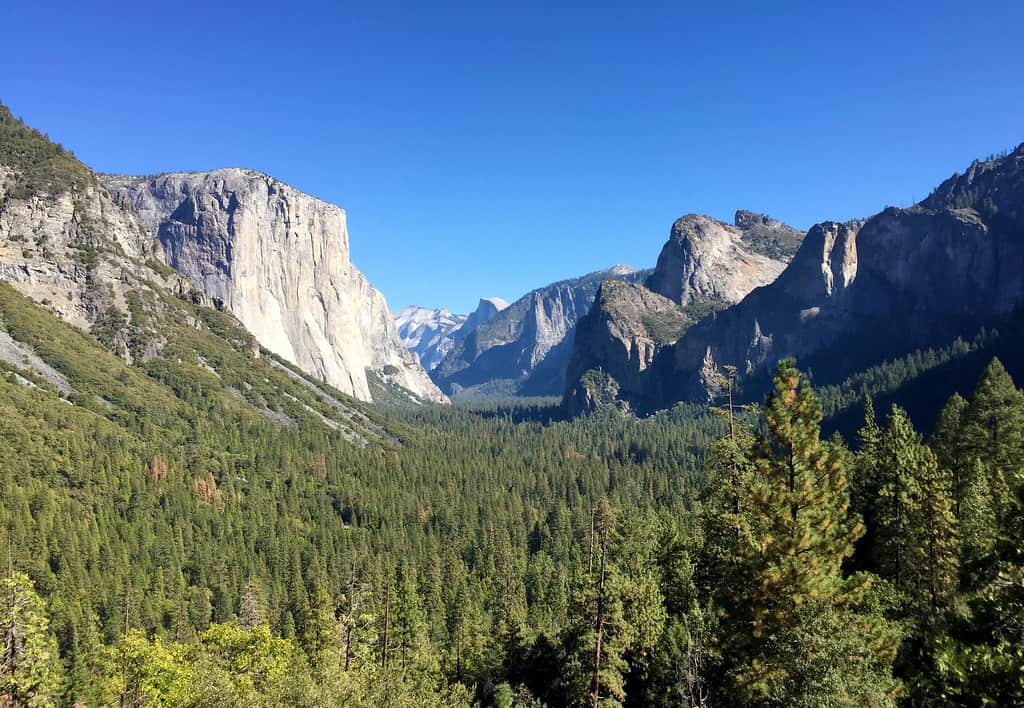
left=301, top=580, right=339, bottom=673
left=697, top=380, right=758, bottom=600
left=874, top=406, right=921, bottom=590
left=61, top=600, right=107, bottom=707
left=641, top=518, right=711, bottom=708
left=339, top=570, right=377, bottom=674
left=563, top=500, right=625, bottom=708
left=959, top=457, right=998, bottom=576
left=391, top=563, right=436, bottom=679
left=929, top=393, right=968, bottom=516
left=850, top=397, right=883, bottom=572
left=563, top=501, right=666, bottom=707
left=746, top=361, right=863, bottom=637
left=443, top=575, right=488, bottom=688
left=906, top=444, right=959, bottom=634
left=935, top=364, right=1024, bottom=703
left=0, top=572, right=64, bottom=707
left=717, top=360, right=898, bottom=705
left=960, top=358, right=1024, bottom=525
left=239, top=580, right=265, bottom=631
left=936, top=466, right=1024, bottom=705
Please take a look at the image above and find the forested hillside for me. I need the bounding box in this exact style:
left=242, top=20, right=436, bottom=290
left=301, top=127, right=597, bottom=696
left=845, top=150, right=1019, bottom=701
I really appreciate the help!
left=0, top=280, right=727, bottom=705
left=3, top=265, right=1023, bottom=705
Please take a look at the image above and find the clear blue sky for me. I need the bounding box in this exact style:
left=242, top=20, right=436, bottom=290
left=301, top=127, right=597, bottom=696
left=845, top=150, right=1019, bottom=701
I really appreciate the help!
left=2, top=1, right=1022, bottom=313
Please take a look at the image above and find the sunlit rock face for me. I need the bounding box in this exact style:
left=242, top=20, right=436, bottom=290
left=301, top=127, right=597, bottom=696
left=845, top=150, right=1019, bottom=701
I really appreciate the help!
left=106, top=169, right=447, bottom=403
left=645, top=211, right=802, bottom=306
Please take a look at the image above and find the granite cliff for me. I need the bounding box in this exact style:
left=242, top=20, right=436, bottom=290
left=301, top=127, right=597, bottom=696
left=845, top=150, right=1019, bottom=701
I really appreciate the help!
left=105, top=170, right=446, bottom=404
left=563, top=279, right=688, bottom=413
left=645, top=210, right=803, bottom=306
left=0, top=104, right=397, bottom=445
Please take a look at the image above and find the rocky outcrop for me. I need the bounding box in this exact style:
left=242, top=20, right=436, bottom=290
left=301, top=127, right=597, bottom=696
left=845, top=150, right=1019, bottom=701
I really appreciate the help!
left=563, top=211, right=803, bottom=413
left=433, top=266, right=646, bottom=397
left=645, top=211, right=803, bottom=306
left=394, top=297, right=508, bottom=372
left=0, top=169, right=161, bottom=330
left=0, top=110, right=201, bottom=365
left=653, top=219, right=862, bottom=403
left=645, top=143, right=1024, bottom=409
left=921, top=147, right=1024, bottom=225
left=105, top=169, right=446, bottom=404
left=563, top=279, right=687, bottom=415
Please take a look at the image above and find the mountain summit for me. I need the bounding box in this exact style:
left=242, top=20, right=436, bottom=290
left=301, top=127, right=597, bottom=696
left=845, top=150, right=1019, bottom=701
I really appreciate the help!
left=565, top=144, right=1024, bottom=414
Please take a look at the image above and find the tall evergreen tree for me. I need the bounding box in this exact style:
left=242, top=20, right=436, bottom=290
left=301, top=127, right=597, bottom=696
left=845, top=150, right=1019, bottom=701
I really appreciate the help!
left=715, top=360, right=898, bottom=705
left=960, top=358, right=1024, bottom=525
left=929, top=393, right=969, bottom=516
left=338, top=571, right=378, bottom=674
left=0, top=572, right=64, bottom=707
left=563, top=502, right=667, bottom=708
left=301, top=580, right=339, bottom=673
left=391, top=563, right=436, bottom=680
left=849, top=397, right=883, bottom=572
left=863, top=406, right=958, bottom=701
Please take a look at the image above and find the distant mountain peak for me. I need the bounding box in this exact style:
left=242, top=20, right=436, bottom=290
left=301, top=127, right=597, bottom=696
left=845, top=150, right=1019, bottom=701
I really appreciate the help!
left=431, top=266, right=651, bottom=398
left=477, top=296, right=510, bottom=311
left=394, top=297, right=509, bottom=373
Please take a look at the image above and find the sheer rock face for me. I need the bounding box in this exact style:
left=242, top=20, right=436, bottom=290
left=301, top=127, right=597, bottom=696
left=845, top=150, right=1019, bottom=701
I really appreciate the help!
left=659, top=219, right=863, bottom=402
left=644, top=211, right=803, bottom=306
left=656, top=143, right=1024, bottom=407
left=105, top=169, right=447, bottom=403
left=394, top=297, right=508, bottom=372
left=432, top=266, right=645, bottom=398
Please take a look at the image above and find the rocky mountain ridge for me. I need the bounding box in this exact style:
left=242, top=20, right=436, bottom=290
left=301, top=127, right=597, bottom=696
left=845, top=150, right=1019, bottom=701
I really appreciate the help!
left=569, top=143, right=1024, bottom=414
left=564, top=210, right=805, bottom=413
left=432, top=265, right=647, bottom=398
left=394, top=306, right=467, bottom=370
